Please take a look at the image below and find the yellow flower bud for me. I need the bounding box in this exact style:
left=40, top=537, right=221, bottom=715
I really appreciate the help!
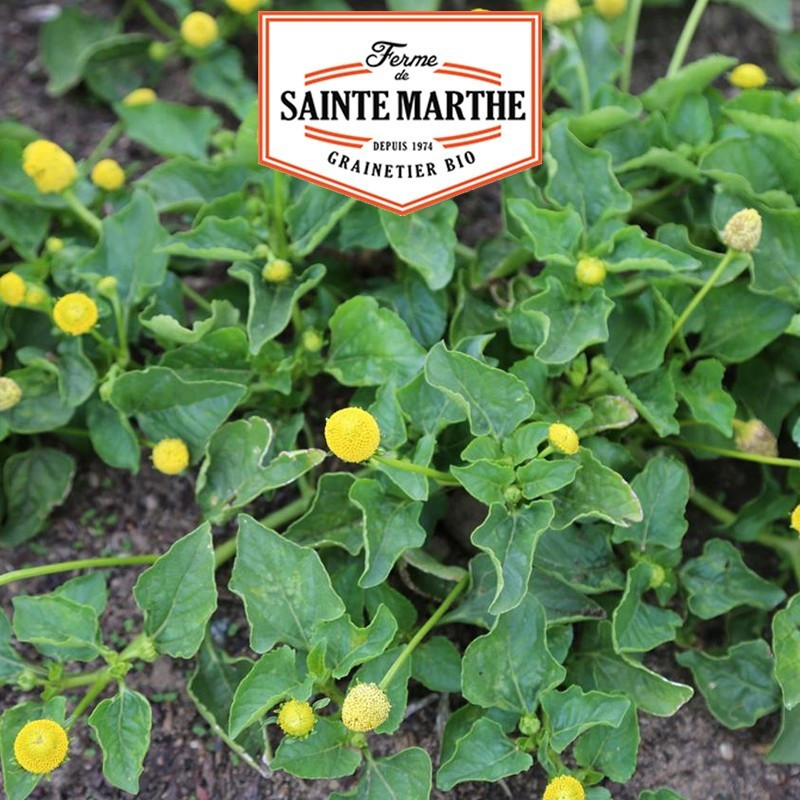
left=53, top=293, right=99, bottom=336
left=720, top=208, right=762, bottom=253
left=0, top=272, right=26, bottom=306
left=302, top=329, right=324, bottom=353
left=544, top=0, right=581, bottom=24
left=91, top=158, right=125, bottom=192
left=324, top=407, right=381, bottom=463
left=22, top=140, right=77, bottom=194
left=226, top=0, right=260, bottom=12
left=122, top=87, right=158, bottom=106
left=45, top=237, right=64, bottom=254
left=543, top=774, right=585, bottom=800
left=575, top=257, right=606, bottom=286
left=24, top=285, right=48, bottom=307
left=548, top=422, right=580, bottom=455
left=181, top=12, right=219, bottom=49
left=262, top=258, right=292, bottom=283
left=732, top=418, right=778, bottom=457
left=151, top=438, right=190, bottom=475
left=13, top=719, right=68, bottom=775
left=341, top=683, right=391, bottom=732
left=729, top=63, right=768, bottom=90
left=791, top=504, right=800, bottom=535
left=0, top=377, right=22, bottom=412
left=594, top=0, right=626, bottom=18
left=277, top=700, right=315, bottom=737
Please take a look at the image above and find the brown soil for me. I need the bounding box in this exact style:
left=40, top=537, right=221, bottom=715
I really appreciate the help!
left=3, top=1, right=800, bottom=798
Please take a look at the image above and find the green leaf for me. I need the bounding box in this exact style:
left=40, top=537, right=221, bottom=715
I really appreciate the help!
left=545, top=122, right=631, bottom=227
left=229, top=515, right=345, bottom=652
left=516, top=458, right=581, bottom=501
left=424, top=341, right=535, bottom=438
left=612, top=563, right=682, bottom=653
left=330, top=747, right=432, bottom=800
left=641, top=55, right=737, bottom=111
left=530, top=570, right=606, bottom=625
left=676, top=640, right=781, bottom=729
left=86, top=398, right=141, bottom=472
left=436, top=718, right=533, bottom=791
left=190, top=46, right=256, bottom=119
left=287, top=184, right=355, bottom=258
left=773, top=594, right=800, bottom=710
left=53, top=573, right=107, bottom=616
left=380, top=202, right=458, bottom=290
left=471, top=501, right=555, bottom=615
left=88, top=686, right=151, bottom=794
left=396, top=372, right=466, bottom=436
left=575, top=702, right=640, bottom=783
left=462, top=593, right=566, bottom=715
left=605, top=226, right=700, bottom=275
left=229, top=262, right=326, bottom=354
left=349, top=478, right=426, bottom=588
left=0, top=611, right=25, bottom=685
left=540, top=686, right=630, bottom=753
left=411, top=636, right=462, bottom=693
left=639, top=791, right=689, bottom=800
left=0, top=200, right=49, bottom=260
left=272, top=718, right=361, bottom=779
left=158, top=216, right=258, bottom=262
left=551, top=449, right=642, bottom=530
left=2, top=366, right=75, bottom=434
left=228, top=645, right=310, bottom=738
left=611, top=455, right=689, bottom=553
left=451, top=460, right=515, bottom=505
left=679, top=539, right=785, bottom=619
left=672, top=358, right=736, bottom=436
left=0, top=448, right=75, bottom=547
left=719, top=0, right=791, bottom=31
left=766, top=704, right=800, bottom=764
left=505, top=200, right=583, bottom=266
left=140, top=299, right=240, bottom=347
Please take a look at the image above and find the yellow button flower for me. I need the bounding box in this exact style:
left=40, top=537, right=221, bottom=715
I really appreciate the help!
left=181, top=12, right=219, bottom=48
left=152, top=438, right=190, bottom=475
left=543, top=774, right=585, bottom=800
left=24, top=285, right=48, bottom=308
left=720, top=208, right=762, bottom=253
left=226, top=0, right=260, bottom=12
left=544, top=0, right=581, bottom=24
left=53, top=293, right=99, bottom=336
left=262, top=258, right=292, bottom=283
left=548, top=422, right=580, bottom=455
left=324, top=407, right=381, bottom=463
left=22, top=140, right=77, bottom=194
left=594, top=0, right=626, bottom=18
left=791, top=504, right=800, bottom=535
left=575, top=257, right=606, bottom=286
left=0, top=272, right=26, bottom=306
left=13, top=719, right=69, bottom=775
left=91, top=158, right=125, bottom=192
left=0, top=377, right=22, bottom=412
left=122, top=87, right=158, bottom=106
left=302, top=329, right=324, bottom=353
left=341, top=683, right=391, bottom=732
left=277, top=700, right=315, bottom=737
left=733, top=418, right=778, bottom=457
left=730, top=63, right=767, bottom=89
left=45, top=236, right=64, bottom=253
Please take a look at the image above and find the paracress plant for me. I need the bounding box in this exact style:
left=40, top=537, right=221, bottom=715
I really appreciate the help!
left=1, top=0, right=800, bottom=799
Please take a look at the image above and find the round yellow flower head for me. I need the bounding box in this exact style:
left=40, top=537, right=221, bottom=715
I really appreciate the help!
left=324, top=407, right=381, bottom=463
left=123, top=87, right=158, bottom=106
left=733, top=418, right=778, bottom=457
left=91, top=158, right=125, bottom=192
left=720, top=208, right=762, bottom=253
left=730, top=63, right=767, bottom=90
left=53, top=293, right=98, bottom=336
left=45, top=236, right=64, bottom=254
left=302, top=329, right=324, bottom=353
left=0, top=377, right=22, bottom=412
left=575, top=257, right=606, bottom=286
left=151, top=438, right=190, bottom=475
left=790, top=504, right=800, bottom=535
left=24, top=285, right=48, bottom=307
left=226, top=0, right=260, bottom=12
left=13, top=719, right=68, bottom=775
left=181, top=12, right=219, bottom=48
left=543, top=775, right=585, bottom=800
left=548, top=422, right=579, bottom=455
left=544, top=0, right=582, bottom=24
left=22, top=140, right=77, bottom=194
left=277, top=700, right=316, bottom=737
left=262, top=258, right=292, bottom=283
left=0, top=272, right=26, bottom=306
left=341, top=683, right=391, bottom=732
left=594, top=0, right=626, bottom=18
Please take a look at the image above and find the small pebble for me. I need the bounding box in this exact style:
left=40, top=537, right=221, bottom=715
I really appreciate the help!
left=720, top=742, right=734, bottom=761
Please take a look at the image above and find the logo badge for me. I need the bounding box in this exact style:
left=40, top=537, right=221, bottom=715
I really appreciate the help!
left=258, top=10, right=542, bottom=215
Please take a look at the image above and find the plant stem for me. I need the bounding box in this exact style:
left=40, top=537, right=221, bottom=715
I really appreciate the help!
left=270, top=171, right=289, bottom=260
left=180, top=280, right=213, bottom=312
left=757, top=532, right=800, bottom=587
left=85, top=121, right=123, bottom=171
left=63, top=188, right=103, bottom=235
left=666, top=0, right=711, bottom=77
left=136, top=0, right=180, bottom=38
left=379, top=574, right=469, bottom=691
left=66, top=671, right=112, bottom=728
left=620, top=0, right=643, bottom=93
left=629, top=178, right=685, bottom=218
left=537, top=445, right=554, bottom=459
left=109, top=292, right=130, bottom=367
left=371, top=454, right=460, bottom=486
left=689, top=488, right=736, bottom=525
left=0, top=556, right=159, bottom=589
left=669, top=248, right=734, bottom=341
left=669, top=439, right=800, bottom=469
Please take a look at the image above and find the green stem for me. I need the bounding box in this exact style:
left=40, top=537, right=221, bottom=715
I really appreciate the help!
left=270, top=171, right=289, bottom=259
left=63, top=188, right=102, bottom=235
left=630, top=178, right=685, bottom=218
left=379, top=574, right=469, bottom=691
left=109, top=292, right=130, bottom=367
left=180, top=281, right=213, bottom=312
left=689, top=488, right=736, bottom=525
left=371, top=454, right=460, bottom=486
left=565, top=29, right=591, bottom=113
left=0, top=556, right=159, bottom=589
left=85, top=122, right=123, bottom=171
left=136, top=0, right=180, bottom=38
left=666, top=0, right=711, bottom=77
left=455, top=242, right=477, bottom=263
left=66, top=672, right=112, bottom=728
left=757, top=533, right=800, bottom=585
left=669, top=248, right=734, bottom=341
left=670, top=439, right=800, bottom=469
left=537, top=445, right=554, bottom=459
left=620, top=0, right=643, bottom=93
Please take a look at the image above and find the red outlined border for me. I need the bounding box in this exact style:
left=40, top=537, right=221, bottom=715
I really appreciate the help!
left=258, top=11, right=542, bottom=216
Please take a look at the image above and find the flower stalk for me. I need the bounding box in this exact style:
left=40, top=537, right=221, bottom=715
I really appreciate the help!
left=667, top=0, right=711, bottom=77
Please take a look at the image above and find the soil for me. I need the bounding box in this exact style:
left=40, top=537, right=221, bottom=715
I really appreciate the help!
left=3, top=0, right=800, bottom=798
